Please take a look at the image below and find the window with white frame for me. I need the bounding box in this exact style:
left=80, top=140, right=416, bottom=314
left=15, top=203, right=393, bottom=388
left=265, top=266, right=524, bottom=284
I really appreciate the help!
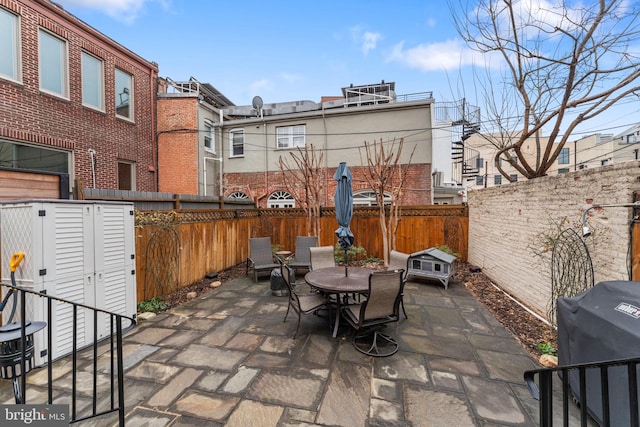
left=558, top=147, right=570, bottom=164
left=276, top=125, right=305, bottom=149
left=229, top=191, right=249, bottom=200
left=230, top=129, right=244, bottom=157
left=204, top=120, right=214, bottom=153
left=510, top=174, right=518, bottom=182
left=0, top=8, right=20, bottom=81
left=81, top=52, right=104, bottom=110
left=39, top=29, right=68, bottom=97
left=475, top=175, right=484, bottom=186
left=494, top=174, right=502, bottom=185
left=353, top=190, right=392, bottom=206
left=626, top=134, right=637, bottom=144
left=115, top=68, right=133, bottom=120
left=267, top=191, right=295, bottom=208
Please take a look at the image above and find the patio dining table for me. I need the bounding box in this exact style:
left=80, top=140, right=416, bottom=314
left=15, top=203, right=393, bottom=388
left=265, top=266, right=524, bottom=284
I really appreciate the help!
left=304, top=266, right=372, bottom=338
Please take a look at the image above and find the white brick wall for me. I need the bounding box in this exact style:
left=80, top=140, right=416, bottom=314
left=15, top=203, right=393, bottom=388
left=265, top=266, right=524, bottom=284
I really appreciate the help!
left=468, top=161, right=640, bottom=319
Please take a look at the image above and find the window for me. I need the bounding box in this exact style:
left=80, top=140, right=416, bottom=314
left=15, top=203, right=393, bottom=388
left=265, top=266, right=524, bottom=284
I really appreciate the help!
left=230, top=129, right=244, bottom=157
left=0, top=140, right=69, bottom=173
left=626, top=134, right=637, bottom=144
left=115, top=69, right=133, bottom=120
left=117, top=161, right=135, bottom=190
left=494, top=175, right=502, bottom=185
left=81, top=52, right=104, bottom=110
left=229, top=191, right=249, bottom=200
left=558, top=168, right=569, bottom=174
left=601, top=159, right=609, bottom=166
left=267, top=190, right=295, bottom=208
left=0, top=8, right=20, bottom=81
left=558, top=147, right=569, bottom=164
left=276, top=125, right=305, bottom=149
left=511, top=156, right=518, bottom=165
left=510, top=174, right=518, bottom=182
left=39, top=29, right=68, bottom=97
left=475, top=157, right=484, bottom=169
left=353, top=190, right=392, bottom=206
left=204, top=120, right=214, bottom=153
left=475, top=175, right=484, bottom=186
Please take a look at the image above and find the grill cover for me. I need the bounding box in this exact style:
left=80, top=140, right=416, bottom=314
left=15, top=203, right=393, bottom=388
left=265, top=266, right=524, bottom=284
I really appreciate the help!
left=557, top=280, right=640, bottom=426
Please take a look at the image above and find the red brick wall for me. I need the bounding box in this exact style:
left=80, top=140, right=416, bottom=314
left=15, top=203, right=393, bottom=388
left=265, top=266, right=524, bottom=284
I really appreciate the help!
left=225, top=163, right=432, bottom=207
left=157, top=97, right=199, bottom=194
left=0, top=1, right=157, bottom=192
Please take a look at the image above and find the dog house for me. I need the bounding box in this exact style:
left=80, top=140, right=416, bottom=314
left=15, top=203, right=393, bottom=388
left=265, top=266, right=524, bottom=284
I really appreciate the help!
left=408, top=248, right=456, bottom=289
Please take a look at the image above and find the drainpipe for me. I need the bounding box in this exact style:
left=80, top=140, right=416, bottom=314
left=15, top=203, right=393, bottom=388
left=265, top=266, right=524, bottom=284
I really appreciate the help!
left=150, top=66, right=158, bottom=191
left=88, top=149, right=96, bottom=188
left=219, top=109, right=225, bottom=209
left=264, top=119, right=268, bottom=208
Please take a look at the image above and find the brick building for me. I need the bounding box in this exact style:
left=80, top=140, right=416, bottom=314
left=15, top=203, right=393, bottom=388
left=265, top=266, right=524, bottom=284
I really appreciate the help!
left=0, top=0, right=158, bottom=198
left=218, top=82, right=436, bottom=207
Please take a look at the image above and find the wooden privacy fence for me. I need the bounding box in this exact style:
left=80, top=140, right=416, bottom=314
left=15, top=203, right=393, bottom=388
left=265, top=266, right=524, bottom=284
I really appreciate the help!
left=135, top=205, right=468, bottom=302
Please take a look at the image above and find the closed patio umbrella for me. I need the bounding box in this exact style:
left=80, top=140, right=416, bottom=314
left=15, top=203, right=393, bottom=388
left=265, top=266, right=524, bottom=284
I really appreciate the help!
left=334, top=162, right=354, bottom=276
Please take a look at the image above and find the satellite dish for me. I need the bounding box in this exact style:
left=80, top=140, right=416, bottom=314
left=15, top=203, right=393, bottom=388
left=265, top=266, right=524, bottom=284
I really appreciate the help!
left=252, top=96, right=263, bottom=110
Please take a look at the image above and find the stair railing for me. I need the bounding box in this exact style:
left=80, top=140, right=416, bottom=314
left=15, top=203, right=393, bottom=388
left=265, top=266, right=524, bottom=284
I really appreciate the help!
left=0, top=280, right=135, bottom=426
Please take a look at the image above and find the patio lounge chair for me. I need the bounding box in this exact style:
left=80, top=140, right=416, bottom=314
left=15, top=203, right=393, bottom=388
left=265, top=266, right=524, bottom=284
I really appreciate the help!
left=281, top=263, right=329, bottom=338
left=342, top=269, right=405, bottom=357
left=247, top=237, right=279, bottom=282
left=309, top=246, right=335, bottom=271
left=288, top=236, right=318, bottom=274
left=389, top=250, right=410, bottom=319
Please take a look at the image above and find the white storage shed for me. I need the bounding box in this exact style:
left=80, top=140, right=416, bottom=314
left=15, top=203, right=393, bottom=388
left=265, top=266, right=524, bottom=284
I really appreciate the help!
left=0, top=200, right=136, bottom=365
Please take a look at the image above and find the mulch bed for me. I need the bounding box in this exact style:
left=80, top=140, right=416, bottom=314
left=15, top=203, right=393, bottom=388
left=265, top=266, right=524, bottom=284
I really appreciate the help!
left=157, top=260, right=557, bottom=360
left=456, top=261, right=557, bottom=359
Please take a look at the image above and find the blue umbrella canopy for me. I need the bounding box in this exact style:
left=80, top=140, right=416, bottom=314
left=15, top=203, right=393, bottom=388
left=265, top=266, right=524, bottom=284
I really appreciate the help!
left=334, top=162, right=354, bottom=255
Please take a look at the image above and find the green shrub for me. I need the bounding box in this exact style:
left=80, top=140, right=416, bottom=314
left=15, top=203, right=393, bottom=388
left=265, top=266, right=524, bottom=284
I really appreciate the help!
left=333, top=243, right=367, bottom=264
left=137, top=296, right=169, bottom=313
left=537, top=342, right=557, bottom=356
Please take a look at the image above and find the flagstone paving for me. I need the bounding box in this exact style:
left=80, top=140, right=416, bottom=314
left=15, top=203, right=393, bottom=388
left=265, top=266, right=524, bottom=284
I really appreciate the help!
left=0, top=273, right=557, bottom=426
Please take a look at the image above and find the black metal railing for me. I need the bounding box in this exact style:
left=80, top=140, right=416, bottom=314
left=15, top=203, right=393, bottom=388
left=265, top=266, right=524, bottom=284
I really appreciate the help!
left=525, top=357, right=640, bottom=426
left=0, top=281, right=135, bottom=426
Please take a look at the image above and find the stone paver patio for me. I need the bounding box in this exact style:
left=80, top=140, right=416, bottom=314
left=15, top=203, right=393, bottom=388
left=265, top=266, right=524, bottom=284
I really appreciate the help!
left=0, top=273, right=568, bottom=426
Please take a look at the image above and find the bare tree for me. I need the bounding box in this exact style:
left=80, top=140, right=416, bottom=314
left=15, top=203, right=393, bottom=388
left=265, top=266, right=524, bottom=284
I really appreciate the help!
left=359, top=138, right=415, bottom=266
left=453, top=0, right=640, bottom=180
left=278, top=144, right=324, bottom=239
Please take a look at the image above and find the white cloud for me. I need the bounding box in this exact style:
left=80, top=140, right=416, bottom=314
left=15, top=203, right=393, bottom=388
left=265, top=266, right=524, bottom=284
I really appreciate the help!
left=387, top=39, right=486, bottom=71
left=361, top=31, right=381, bottom=55
left=349, top=25, right=382, bottom=55
left=57, top=0, right=168, bottom=24
left=249, top=79, right=273, bottom=95
left=279, top=73, right=302, bottom=83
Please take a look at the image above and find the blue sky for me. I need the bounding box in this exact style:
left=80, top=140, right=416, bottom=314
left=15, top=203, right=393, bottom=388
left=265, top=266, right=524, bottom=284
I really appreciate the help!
left=56, top=0, right=639, bottom=138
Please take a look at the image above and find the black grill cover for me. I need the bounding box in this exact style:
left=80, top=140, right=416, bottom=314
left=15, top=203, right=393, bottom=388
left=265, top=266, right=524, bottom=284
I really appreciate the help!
left=557, top=280, right=640, bottom=426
